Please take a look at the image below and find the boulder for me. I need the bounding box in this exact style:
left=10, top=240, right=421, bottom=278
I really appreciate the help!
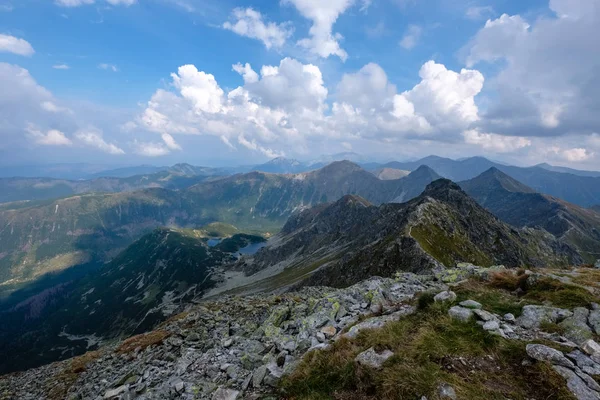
left=516, top=305, right=573, bottom=329
left=343, top=306, right=415, bottom=339
left=473, top=309, right=497, bottom=322
left=459, top=300, right=482, bottom=309
left=355, top=347, right=394, bottom=369
left=526, top=344, right=575, bottom=368
left=434, top=291, right=457, bottom=303
left=448, top=306, right=473, bottom=322
left=252, top=365, right=268, bottom=388
left=582, top=340, right=600, bottom=357
left=483, top=320, right=500, bottom=331
left=212, top=387, right=240, bottom=400
left=595, top=260, right=600, bottom=269
left=320, top=326, right=337, bottom=338
left=103, top=385, right=129, bottom=399
left=567, top=350, right=600, bottom=376
left=588, top=310, right=600, bottom=335
left=437, top=383, right=457, bottom=400
left=552, top=366, right=600, bottom=400
left=560, top=308, right=593, bottom=345
left=503, top=313, right=516, bottom=322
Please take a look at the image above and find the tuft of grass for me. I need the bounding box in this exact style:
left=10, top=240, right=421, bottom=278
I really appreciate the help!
left=539, top=321, right=567, bottom=335
left=488, top=269, right=529, bottom=292
left=416, top=291, right=436, bottom=311
left=280, top=303, right=574, bottom=400
left=454, top=280, right=523, bottom=316
left=117, top=330, right=170, bottom=354
left=524, top=277, right=597, bottom=309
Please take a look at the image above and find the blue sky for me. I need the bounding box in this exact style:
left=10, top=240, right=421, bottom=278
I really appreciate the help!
left=0, top=0, right=599, bottom=168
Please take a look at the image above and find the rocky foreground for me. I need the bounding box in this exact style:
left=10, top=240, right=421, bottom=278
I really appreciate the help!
left=4, top=264, right=600, bottom=399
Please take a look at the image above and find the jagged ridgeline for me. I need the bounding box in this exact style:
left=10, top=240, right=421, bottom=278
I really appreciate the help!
left=460, top=168, right=600, bottom=263
left=0, top=161, right=439, bottom=295
left=238, top=180, right=581, bottom=290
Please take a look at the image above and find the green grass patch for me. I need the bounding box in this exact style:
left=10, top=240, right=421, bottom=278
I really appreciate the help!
left=524, top=277, right=597, bottom=309
left=280, top=302, right=574, bottom=400
left=454, top=280, right=524, bottom=316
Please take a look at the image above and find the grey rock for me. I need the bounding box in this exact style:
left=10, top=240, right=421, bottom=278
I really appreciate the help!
left=553, top=366, right=600, bottom=400
left=282, top=340, right=297, bottom=352
left=459, top=300, right=482, bottom=309
left=582, top=340, right=600, bottom=356
left=526, top=344, right=575, bottom=368
left=516, top=305, right=573, bottom=329
left=595, top=260, right=600, bottom=269
left=264, top=363, right=284, bottom=387
left=223, top=338, right=233, bottom=348
left=437, top=382, right=457, bottom=399
left=252, top=365, right=268, bottom=388
left=483, top=320, right=500, bottom=331
left=473, top=309, right=497, bottom=322
left=560, top=307, right=593, bottom=345
left=589, top=310, right=600, bottom=335
left=355, top=347, right=394, bottom=369
left=174, top=381, right=185, bottom=393
left=212, top=387, right=240, bottom=400
left=448, top=306, right=473, bottom=322
left=103, top=385, right=129, bottom=399
left=503, top=313, right=516, bottom=322
left=434, top=291, right=457, bottom=303
left=568, top=350, right=600, bottom=375
left=343, top=306, right=416, bottom=339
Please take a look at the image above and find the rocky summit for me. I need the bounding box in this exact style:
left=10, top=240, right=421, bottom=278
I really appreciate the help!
left=4, top=264, right=600, bottom=399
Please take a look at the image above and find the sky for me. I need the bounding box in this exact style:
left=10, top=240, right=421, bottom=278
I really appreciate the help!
left=1, top=0, right=599, bottom=168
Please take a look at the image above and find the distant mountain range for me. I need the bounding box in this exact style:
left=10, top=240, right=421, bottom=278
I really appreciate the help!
left=0, top=163, right=224, bottom=204
left=381, top=155, right=600, bottom=207
left=460, top=168, right=600, bottom=263
left=0, top=161, right=439, bottom=298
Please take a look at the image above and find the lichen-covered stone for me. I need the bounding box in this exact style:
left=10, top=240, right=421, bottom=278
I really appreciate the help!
left=355, top=348, right=394, bottom=369
left=448, top=306, right=473, bottom=322
left=516, top=305, right=573, bottom=329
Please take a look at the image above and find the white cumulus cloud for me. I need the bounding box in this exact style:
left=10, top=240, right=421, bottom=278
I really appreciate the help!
left=0, top=34, right=34, bottom=56
left=463, top=129, right=531, bottom=152
left=26, top=125, right=73, bottom=146
left=76, top=129, right=125, bottom=154
left=283, top=0, right=354, bottom=61
left=464, top=0, right=600, bottom=139
left=223, top=8, right=293, bottom=49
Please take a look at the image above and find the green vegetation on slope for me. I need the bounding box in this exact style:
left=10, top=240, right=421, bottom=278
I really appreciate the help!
left=281, top=300, right=574, bottom=400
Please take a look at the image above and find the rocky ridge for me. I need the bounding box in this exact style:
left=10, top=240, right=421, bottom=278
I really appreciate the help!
left=237, top=180, right=581, bottom=291
left=0, top=271, right=448, bottom=399
left=6, top=264, right=600, bottom=399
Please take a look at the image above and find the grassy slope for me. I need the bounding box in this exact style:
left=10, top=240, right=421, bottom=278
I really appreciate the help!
left=281, top=269, right=600, bottom=400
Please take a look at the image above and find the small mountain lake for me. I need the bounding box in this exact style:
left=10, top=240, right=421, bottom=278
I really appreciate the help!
left=207, top=238, right=221, bottom=247
left=206, top=238, right=266, bottom=256
left=237, top=242, right=267, bottom=255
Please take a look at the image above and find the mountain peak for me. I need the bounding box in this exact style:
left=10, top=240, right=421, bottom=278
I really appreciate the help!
left=475, top=167, right=537, bottom=194
left=336, top=194, right=372, bottom=207
left=422, top=178, right=463, bottom=196
left=265, top=157, right=300, bottom=166
left=408, top=165, right=441, bottom=180
left=317, top=160, right=363, bottom=175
